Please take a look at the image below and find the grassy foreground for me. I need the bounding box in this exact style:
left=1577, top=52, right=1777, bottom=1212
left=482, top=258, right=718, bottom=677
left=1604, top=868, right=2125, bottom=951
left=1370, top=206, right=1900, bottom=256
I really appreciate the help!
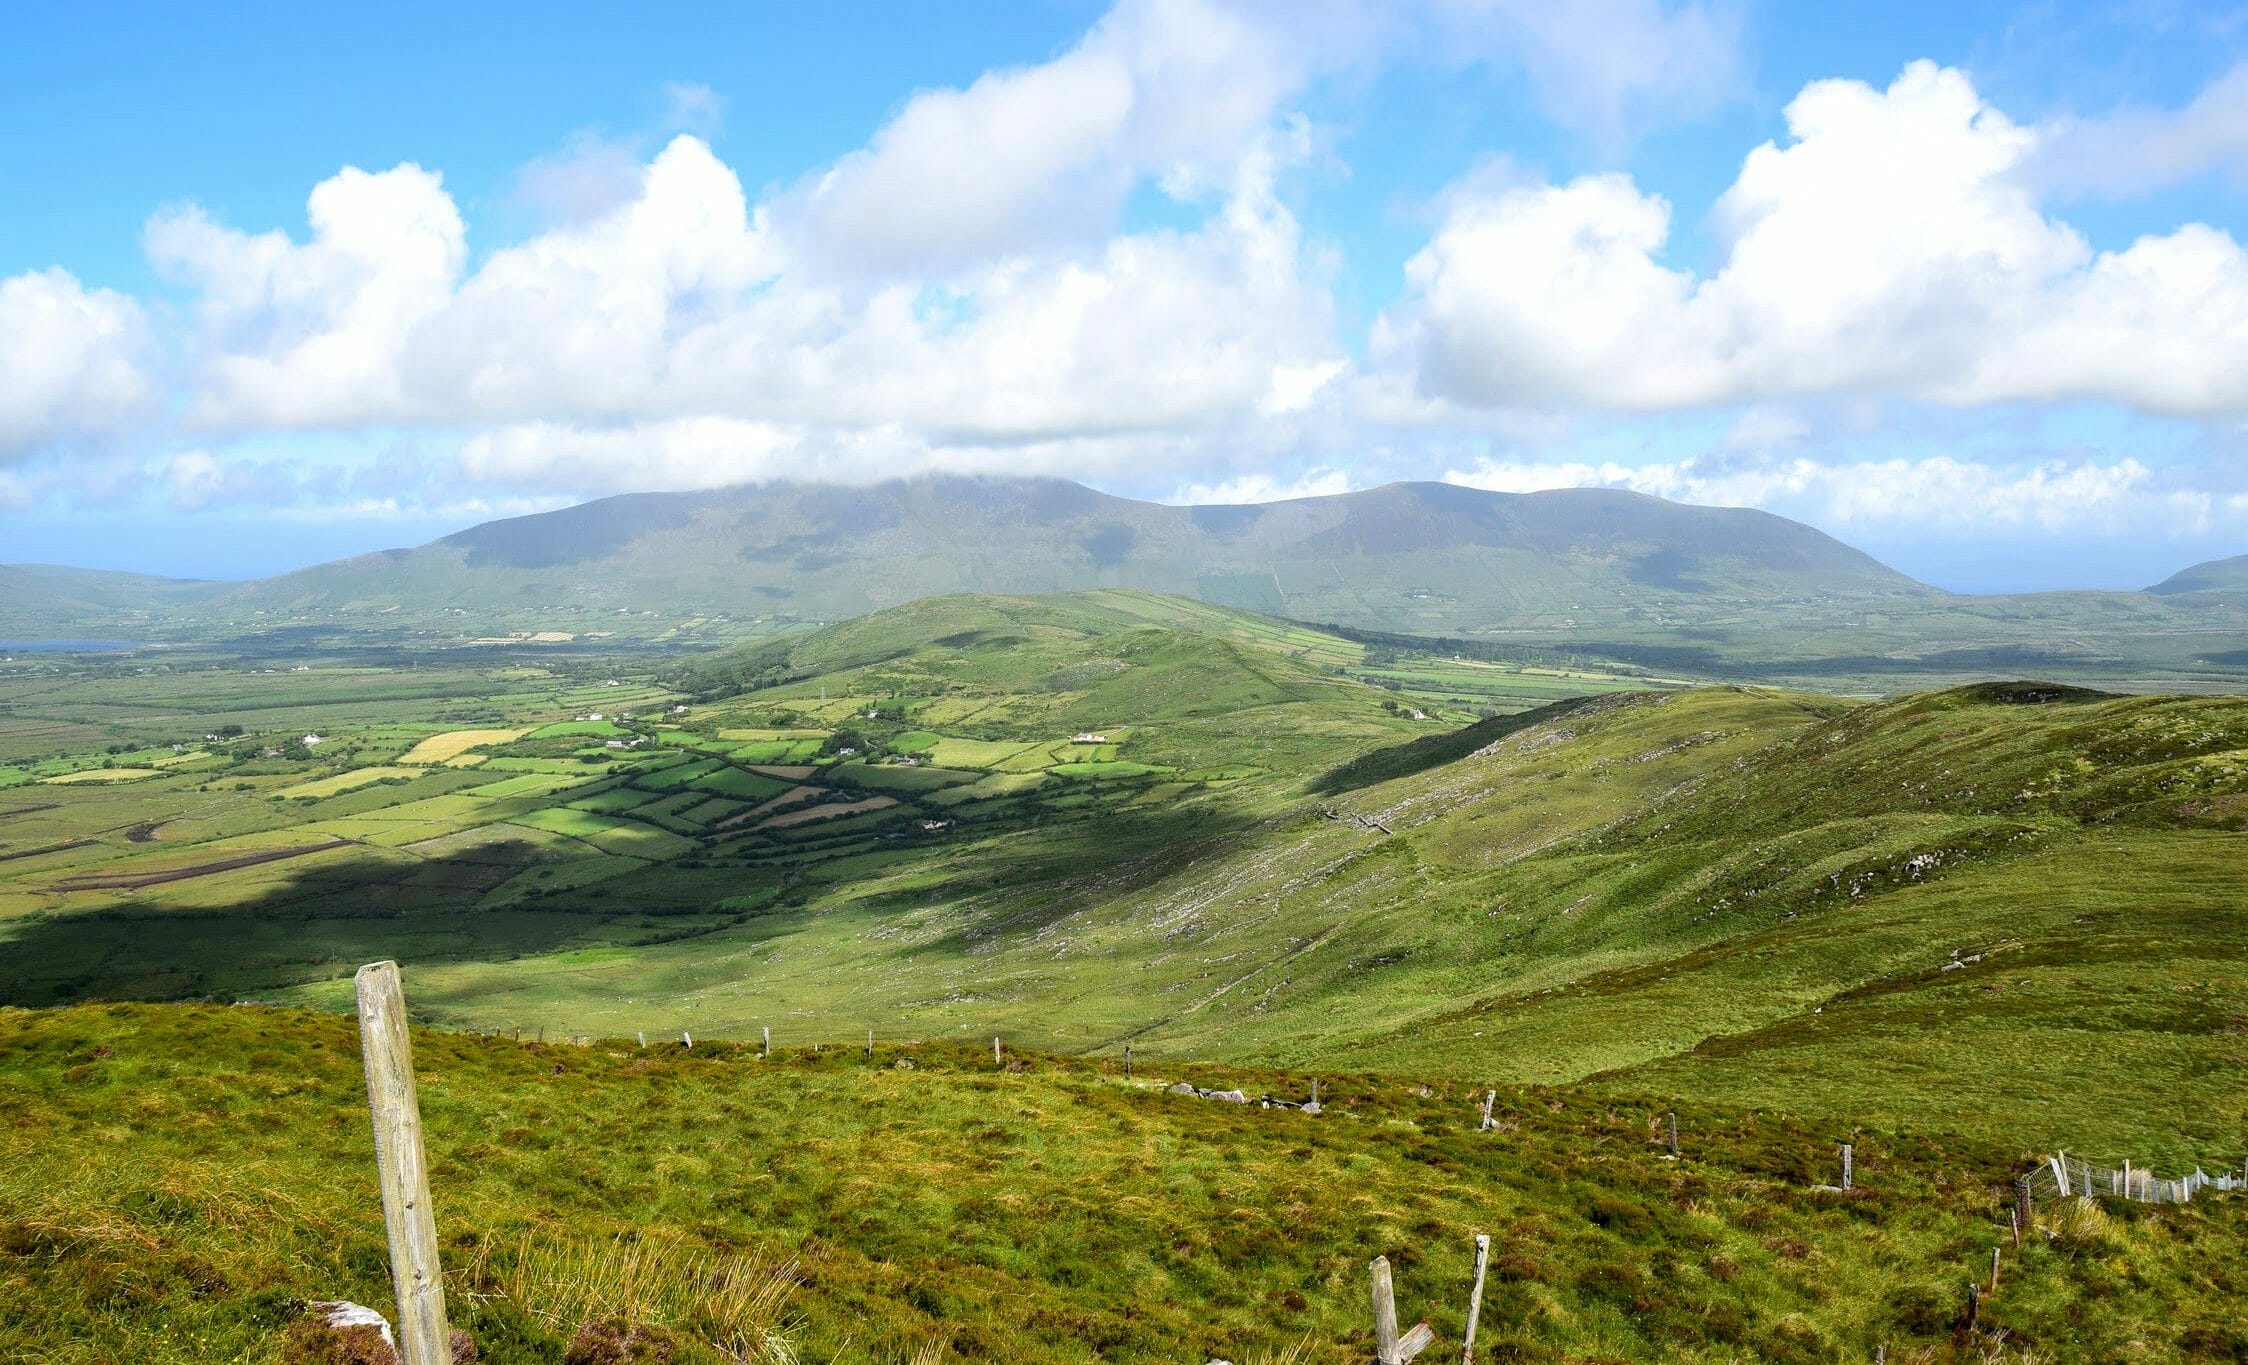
left=4, top=1001, right=2246, bottom=1363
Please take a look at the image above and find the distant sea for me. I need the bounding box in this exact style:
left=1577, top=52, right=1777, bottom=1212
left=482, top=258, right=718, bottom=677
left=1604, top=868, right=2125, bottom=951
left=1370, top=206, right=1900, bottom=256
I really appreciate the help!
left=0, top=639, right=143, bottom=653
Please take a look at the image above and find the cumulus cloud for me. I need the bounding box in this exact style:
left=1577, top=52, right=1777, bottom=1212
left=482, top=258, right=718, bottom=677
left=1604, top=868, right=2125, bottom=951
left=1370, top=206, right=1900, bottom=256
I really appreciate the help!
left=783, top=0, right=1374, bottom=278
left=148, top=164, right=467, bottom=431
left=1393, top=61, right=2248, bottom=419
left=0, top=268, right=155, bottom=462
left=151, top=126, right=1337, bottom=454
left=1443, top=452, right=2218, bottom=534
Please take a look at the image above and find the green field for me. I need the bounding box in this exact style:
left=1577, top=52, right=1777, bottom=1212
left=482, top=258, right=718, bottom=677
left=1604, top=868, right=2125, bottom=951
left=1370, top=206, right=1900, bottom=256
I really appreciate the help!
left=1, top=591, right=2245, bottom=1360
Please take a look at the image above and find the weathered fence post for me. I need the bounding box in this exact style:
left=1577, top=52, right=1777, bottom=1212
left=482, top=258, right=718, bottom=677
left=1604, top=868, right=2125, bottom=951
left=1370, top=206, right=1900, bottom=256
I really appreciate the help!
left=354, top=962, right=451, bottom=1365
left=762, top=1025, right=771, bottom=1059
left=1461, top=1233, right=1490, bottom=1365
left=867, top=1026, right=874, bottom=1058
left=1371, top=1255, right=1402, bottom=1363
left=994, top=1035, right=1002, bottom=1066
left=1667, top=1111, right=1680, bottom=1159
left=1124, top=1043, right=1133, bottom=1081
left=1988, top=1246, right=2001, bottom=1293
left=536, top=1026, right=544, bottom=1044
left=1366, top=1256, right=1432, bottom=1363
left=636, top=1031, right=646, bottom=1049
left=682, top=1030, right=692, bottom=1050
left=1479, top=1090, right=1497, bottom=1132
left=1307, top=1077, right=1321, bottom=1114
left=1841, top=1143, right=1853, bottom=1192
left=1964, top=1282, right=1980, bottom=1330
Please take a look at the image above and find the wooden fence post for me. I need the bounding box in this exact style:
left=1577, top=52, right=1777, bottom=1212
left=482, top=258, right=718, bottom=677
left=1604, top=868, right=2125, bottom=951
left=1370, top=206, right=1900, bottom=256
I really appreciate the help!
left=867, top=1027, right=874, bottom=1058
left=636, top=1031, right=646, bottom=1049
left=762, top=1025, right=771, bottom=1059
left=1479, top=1090, right=1496, bottom=1132
left=1667, top=1111, right=1679, bottom=1159
left=354, top=962, right=451, bottom=1365
left=1367, top=1254, right=1433, bottom=1364
left=682, top=1030, right=692, bottom=1050
left=1964, top=1282, right=1980, bottom=1330
left=1461, top=1233, right=1490, bottom=1365
left=1988, top=1246, right=2000, bottom=1293
left=993, top=1035, right=1002, bottom=1066
left=1840, top=1143, right=1853, bottom=1192
left=1124, top=1044, right=1133, bottom=1081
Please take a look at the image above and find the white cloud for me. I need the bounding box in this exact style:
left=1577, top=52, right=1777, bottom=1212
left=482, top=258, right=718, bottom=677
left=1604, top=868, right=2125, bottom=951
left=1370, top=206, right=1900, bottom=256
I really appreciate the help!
left=163, top=450, right=227, bottom=509
left=0, top=268, right=155, bottom=462
left=2029, top=60, right=2248, bottom=198
left=150, top=125, right=1338, bottom=452
left=1394, top=61, right=2248, bottom=419
left=148, top=163, right=467, bottom=431
left=1425, top=0, right=1744, bottom=147
left=660, top=82, right=727, bottom=138
left=783, top=0, right=1372, bottom=278
left=1442, top=452, right=2216, bottom=534
left=1167, top=467, right=1355, bottom=503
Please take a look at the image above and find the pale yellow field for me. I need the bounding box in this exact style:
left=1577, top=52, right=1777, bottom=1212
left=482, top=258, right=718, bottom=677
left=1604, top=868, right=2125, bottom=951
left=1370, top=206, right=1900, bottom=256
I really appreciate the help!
left=276, top=766, right=422, bottom=798
left=397, top=727, right=527, bottom=765
left=40, top=768, right=163, bottom=784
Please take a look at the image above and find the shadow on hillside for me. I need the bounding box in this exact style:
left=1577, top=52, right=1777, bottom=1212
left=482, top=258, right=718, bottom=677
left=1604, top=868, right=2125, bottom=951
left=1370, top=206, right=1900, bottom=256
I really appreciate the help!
left=0, top=791, right=1280, bottom=1009
left=0, top=838, right=680, bottom=1008
left=1308, top=697, right=1597, bottom=796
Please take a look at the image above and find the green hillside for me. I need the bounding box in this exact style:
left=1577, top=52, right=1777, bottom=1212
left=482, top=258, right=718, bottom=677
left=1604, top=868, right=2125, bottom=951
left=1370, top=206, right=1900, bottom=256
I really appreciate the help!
left=3, top=594, right=2242, bottom=1172
left=0, top=563, right=224, bottom=637
left=212, top=477, right=1926, bottom=641
left=6, top=1001, right=2243, bottom=1363
left=14, top=478, right=2245, bottom=692
left=4, top=591, right=2248, bottom=1360
left=2151, top=553, right=2248, bottom=596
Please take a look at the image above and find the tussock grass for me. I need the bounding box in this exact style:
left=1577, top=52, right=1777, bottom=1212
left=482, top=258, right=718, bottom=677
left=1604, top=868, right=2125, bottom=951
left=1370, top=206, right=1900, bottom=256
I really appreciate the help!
left=492, top=1231, right=798, bottom=1361
left=3, top=1002, right=2245, bottom=1362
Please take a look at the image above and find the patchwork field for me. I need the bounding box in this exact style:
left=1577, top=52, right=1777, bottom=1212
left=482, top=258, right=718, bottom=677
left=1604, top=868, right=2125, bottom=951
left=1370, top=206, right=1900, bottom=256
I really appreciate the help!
left=1, top=591, right=2244, bottom=1361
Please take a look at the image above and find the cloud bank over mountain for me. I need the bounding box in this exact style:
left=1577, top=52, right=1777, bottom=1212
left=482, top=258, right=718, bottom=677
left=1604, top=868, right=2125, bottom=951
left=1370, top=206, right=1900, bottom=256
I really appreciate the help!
left=4, top=0, right=2245, bottom=587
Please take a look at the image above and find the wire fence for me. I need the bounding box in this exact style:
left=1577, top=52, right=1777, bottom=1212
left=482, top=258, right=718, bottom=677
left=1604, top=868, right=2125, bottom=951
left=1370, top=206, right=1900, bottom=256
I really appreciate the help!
left=2023, top=1151, right=2248, bottom=1206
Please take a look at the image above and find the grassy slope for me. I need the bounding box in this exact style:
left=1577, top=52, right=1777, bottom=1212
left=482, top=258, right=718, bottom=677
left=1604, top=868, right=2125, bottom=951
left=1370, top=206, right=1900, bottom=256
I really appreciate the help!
left=3, top=598, right=2244, bottom=1173
left=6, top=1001, right=2246, bottom=1364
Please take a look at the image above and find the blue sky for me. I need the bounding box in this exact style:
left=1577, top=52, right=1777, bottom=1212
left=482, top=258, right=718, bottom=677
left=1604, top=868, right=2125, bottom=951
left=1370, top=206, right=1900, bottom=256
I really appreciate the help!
left=4, top=1, right=2247, bottom=590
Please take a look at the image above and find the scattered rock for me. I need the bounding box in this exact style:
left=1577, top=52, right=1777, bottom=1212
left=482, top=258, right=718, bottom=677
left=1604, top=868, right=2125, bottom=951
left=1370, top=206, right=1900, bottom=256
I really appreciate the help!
left=280, top=1302, right=475, bottom=1365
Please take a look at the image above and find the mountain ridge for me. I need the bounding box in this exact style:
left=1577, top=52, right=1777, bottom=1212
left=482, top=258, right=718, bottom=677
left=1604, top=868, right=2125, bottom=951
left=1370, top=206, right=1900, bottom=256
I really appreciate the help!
left=206, top=474, right=1933, bottom=632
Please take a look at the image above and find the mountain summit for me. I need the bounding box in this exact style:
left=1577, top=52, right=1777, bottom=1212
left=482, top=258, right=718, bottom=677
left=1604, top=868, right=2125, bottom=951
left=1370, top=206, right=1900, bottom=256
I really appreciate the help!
left=222, top=476, right=1929, bottom=636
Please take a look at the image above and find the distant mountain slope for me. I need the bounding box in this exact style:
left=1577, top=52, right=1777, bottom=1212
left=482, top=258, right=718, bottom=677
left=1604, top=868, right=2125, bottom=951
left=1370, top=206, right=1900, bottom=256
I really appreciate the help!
left=2149, top=553, right=2248, bottom=595
left=216, top=476, right=1931, bottom=636
left=0, top=565, right=222, bottom=636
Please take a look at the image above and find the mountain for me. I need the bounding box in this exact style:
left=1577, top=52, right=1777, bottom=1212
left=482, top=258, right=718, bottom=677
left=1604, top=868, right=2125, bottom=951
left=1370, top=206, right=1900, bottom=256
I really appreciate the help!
left=2149, top=553, right=2248, bottom=595
left=214, top=476, right=1932, bottom=637
left=0, top=564, right=223, bottom=637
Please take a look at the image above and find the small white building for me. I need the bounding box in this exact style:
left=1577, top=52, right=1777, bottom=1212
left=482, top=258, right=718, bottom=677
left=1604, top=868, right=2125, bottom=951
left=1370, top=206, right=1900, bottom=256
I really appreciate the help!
left=302, top=734, right=324, bottom=747
left=1071, top=732, right=1109, bottom=744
